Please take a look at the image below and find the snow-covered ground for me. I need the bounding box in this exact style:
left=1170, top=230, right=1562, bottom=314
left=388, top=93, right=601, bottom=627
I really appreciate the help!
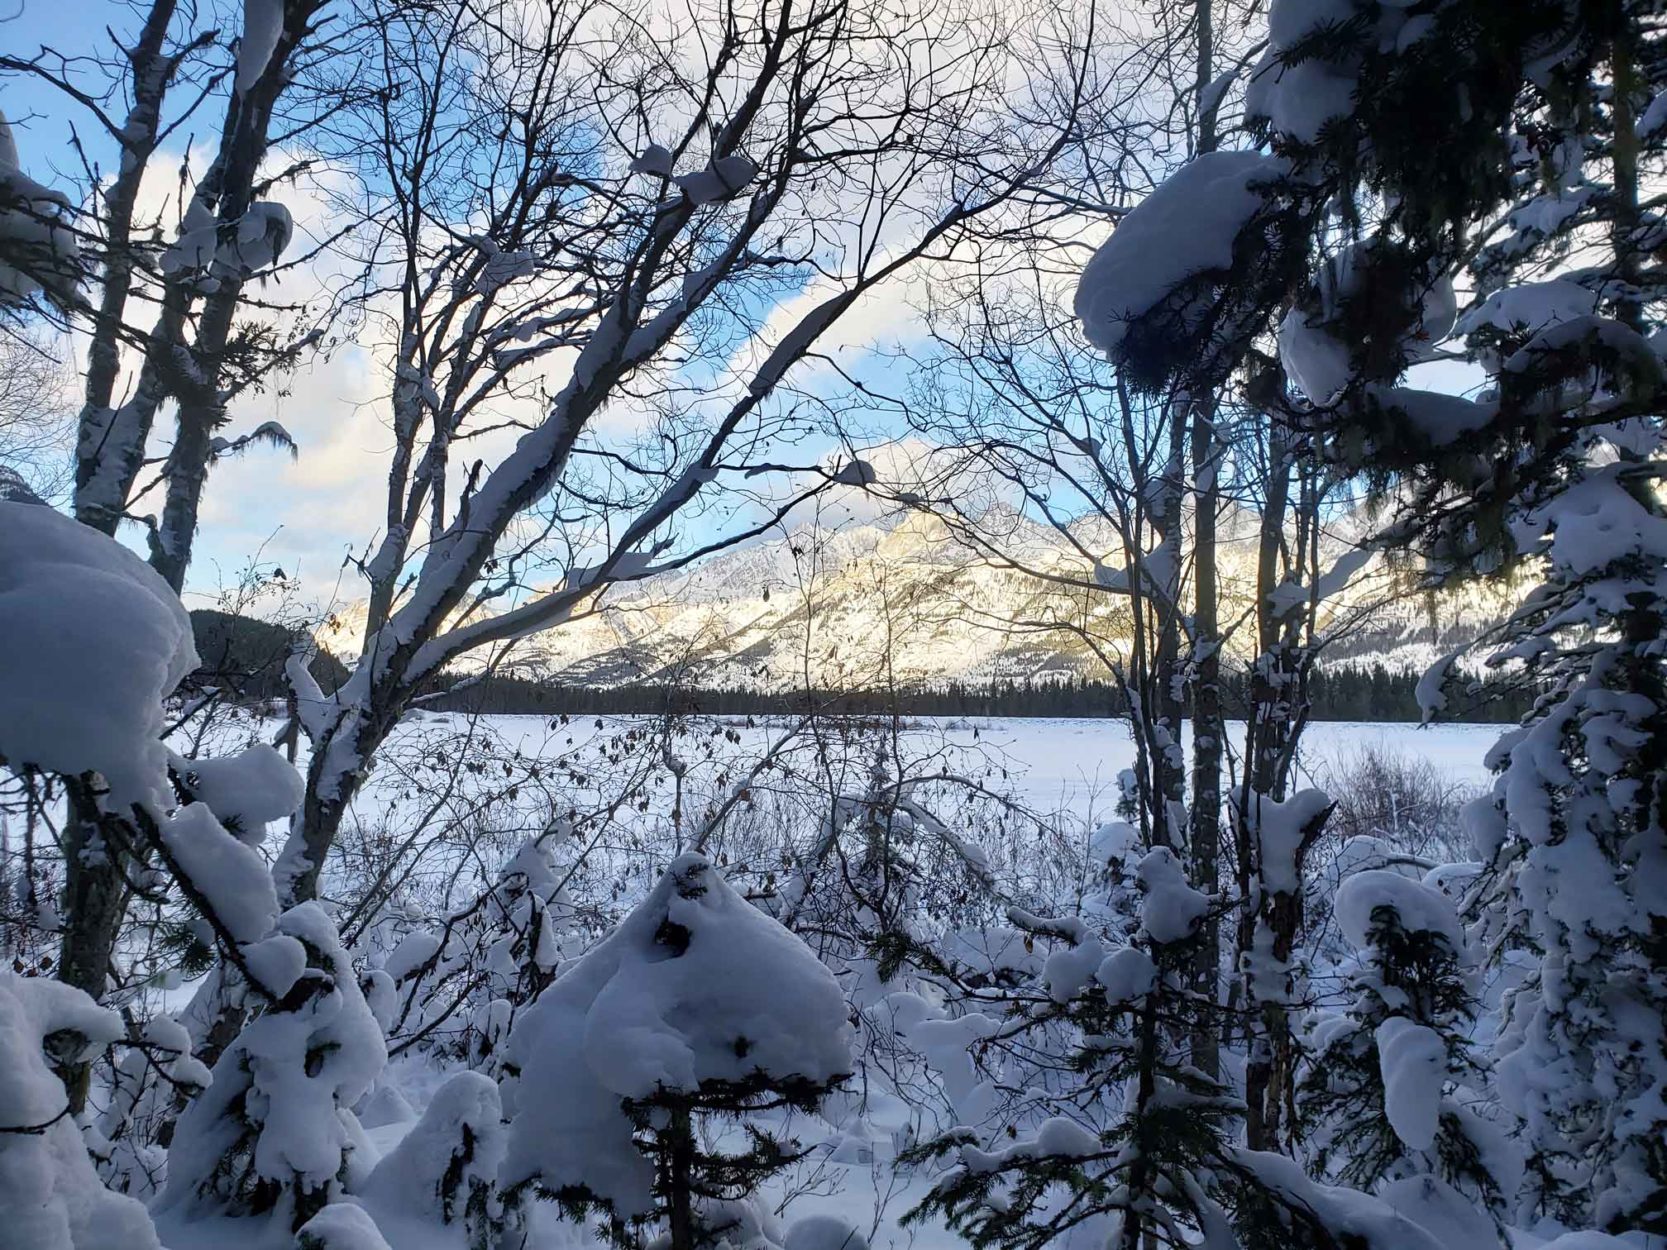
left=389, top=712, right=1497, bottom=815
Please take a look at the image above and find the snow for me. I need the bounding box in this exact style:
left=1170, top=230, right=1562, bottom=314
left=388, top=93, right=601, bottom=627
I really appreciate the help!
left=1334, top=870, right=1464, bottom=952
left=1030, top=1116, right=1101, bottom=1159
left=1279, top=240, right=1456, bottom=404
left=1524, top=463, right=1667, bottom=577
left=785, top=1214, right=868, bottom=1250
left=1134, top=847, right=1208, bottom=944
left=1245, top=787, right=1332, bottom=893
left=160, top=902, right=386, bottom=1228
left=1416, top=650, right=1460, bottom=724
left=382, top=930, right=441, bottom=983
left=160, top=200, right=218, bottom=277
left=1367, top=386, right=1495, bottom=445
left=360, top=1070, right=505, bottom=1240
left=0, top=110, right=80, bottom=307
left=1042, top=934, right=1104, bottom=1002
left=1229, top=1148, right=1447, bottom=1250
left=1074, top=151, right=1285, bottom=354
left=162, top=200, right=293, bottom=279
left=1095, top=946, right=1157, bottom=1004
left=1265, top=0, right=1357, bottom=49
left=501, top=853, right=853, bottom=1216
left=232, top=201, right=294, bottom=273
left=1458, top=279, right=1598, bottom=341
left=676, top=155, right=757, bottom=205
left=472, top=237, right=537, bottom=294
left=1280, top=303, right=1354, bottom=404
left=157, top=802, right=282, bottom=946
left=0, top=500, right=198, bottom=809
left=833, top=458, right=878, bottom=487
left=295, top=1203, right=392, bottom=1250
left=630, top=144, right=674, bottom=178
left=172, top=743, right=305, bottom=841
left=0, top=972, right=162, bottom=1250
left=1248, top=54, right=1357, bottom=143
left=1378, top=1176, right=1499, bottom=1250
left=1373, top=1016, right=1446, bottom=1152
left=1088, top=820, right=1141, bottom=870
left=237, top=0, right=285, bottom=94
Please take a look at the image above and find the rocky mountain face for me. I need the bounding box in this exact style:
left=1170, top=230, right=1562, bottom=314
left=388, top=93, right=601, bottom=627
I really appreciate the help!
left=317, top=507, right=1515, bottom=690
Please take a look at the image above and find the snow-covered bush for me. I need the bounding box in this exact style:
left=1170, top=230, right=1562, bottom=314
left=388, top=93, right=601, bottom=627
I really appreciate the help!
left=499, top=853, right=853, bottom=1250
left=159, top=902, right=386, bottom=1234
left=0, top=971, right=161, bottom=1249
left=360, top=1069, right=507, bottom=1249
left=1320, top=746, right=1473, bottom=863
left=380, top=830, right=581, bottom=1071
left=907, top=850, right=1442, bottom=1250
left=1297, top=871, right=1512, bottom=1219
left=94, top=1012, right=210, bottom=1198
left=0, top=499, right=197, bottom=811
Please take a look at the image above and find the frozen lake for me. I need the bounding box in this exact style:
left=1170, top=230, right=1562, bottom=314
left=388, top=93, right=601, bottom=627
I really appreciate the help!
left=382, top=712, right=1502, bottom=832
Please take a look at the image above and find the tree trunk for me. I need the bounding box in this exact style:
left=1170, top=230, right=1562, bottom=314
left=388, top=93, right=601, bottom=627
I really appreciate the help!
left=1149, top=409, right=1187, bottom=849
left=666, top=1104, right=697, bottom=1250
left=1186, top=0, right=1221, bottom=1080
left=146, top=0, right=322, bottom=590
left=1188, top=396, right=1222, bottom=1079
left=1241, top=427, right=1294, bottom=1152
left=55, top=782, right=134, bottom=1110
left=72, top=0, right=181, bottom=535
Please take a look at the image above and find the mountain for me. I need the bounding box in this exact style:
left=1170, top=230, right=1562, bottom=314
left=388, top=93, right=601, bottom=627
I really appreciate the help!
left=316, top=507, right=1516, bottom=692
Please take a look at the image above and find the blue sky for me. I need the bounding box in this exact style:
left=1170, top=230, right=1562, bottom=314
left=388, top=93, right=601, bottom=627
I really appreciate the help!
left=2, top=0, right=944, bottom=614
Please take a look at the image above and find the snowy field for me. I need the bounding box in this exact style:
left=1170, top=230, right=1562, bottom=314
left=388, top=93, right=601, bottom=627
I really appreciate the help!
left=312, top=714, right=1504, bottom=1250
left=380, top=712, right=1500, bottom=818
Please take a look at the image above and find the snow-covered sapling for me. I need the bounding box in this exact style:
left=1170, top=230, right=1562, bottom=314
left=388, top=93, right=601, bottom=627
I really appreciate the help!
left=0, top=971, right=161, bottom=1249
left=499, top=853, right=853, bottom=1250
left=1297, top=870, right=1508, bottom=1218
left=158, top=902, right=386, bottom=1234
left=360, top=1069, right=507, bottom=1250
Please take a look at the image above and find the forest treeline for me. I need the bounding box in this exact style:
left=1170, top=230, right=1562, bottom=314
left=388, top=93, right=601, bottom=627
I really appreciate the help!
left=191, top=611, right=1532, bottom=723
left=422, top=666, right=1536, bottom=723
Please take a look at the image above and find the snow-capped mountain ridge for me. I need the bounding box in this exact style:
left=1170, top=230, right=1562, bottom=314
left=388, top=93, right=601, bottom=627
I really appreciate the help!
left=318, top=508, right=1514, bottom=690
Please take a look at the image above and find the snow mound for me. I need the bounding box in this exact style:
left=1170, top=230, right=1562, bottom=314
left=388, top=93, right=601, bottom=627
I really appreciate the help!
left=0, top=500, right=197, bottom=809
left=295, top=1202, right=392, bottom=1250
left=1335, top=869, right=1463, bottom=952
left=172, top=743, right=304, bottom=843
left=501, top=853, right=853, bottom=1216
left=0, top=971, right=161, bottom=1250
left=1134, top=847, right=1208, bottom=944
left=360, top=1070, right=504, bottom=1233
left=786, top=1214, right=868, bottom=1250
left=1074, top=151, right=1285, bottom=355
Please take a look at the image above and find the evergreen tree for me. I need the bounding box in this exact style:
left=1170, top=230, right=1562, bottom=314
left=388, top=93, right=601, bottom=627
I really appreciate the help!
left=159, top=903, right=386, bottom=1233
left=905, top=850, right=1444, bottom=1250
left=1082, top=0, right=1667, bottom=1231
left=1297, top=870, right=1509, bottom=1225
left=498, top=855, right=854, bottom=1250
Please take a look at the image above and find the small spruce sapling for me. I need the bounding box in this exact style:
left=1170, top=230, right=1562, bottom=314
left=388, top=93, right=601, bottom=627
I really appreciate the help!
left=159, top=902, right=386, bottom=1233
left=1297, top=871, right=1509, bottom=1222
left=499, top=854, right=853, bottom=1250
